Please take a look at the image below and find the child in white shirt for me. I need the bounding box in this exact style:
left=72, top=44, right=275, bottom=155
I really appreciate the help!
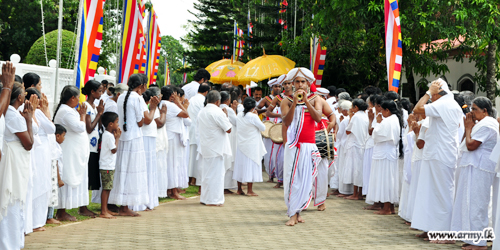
left=99, top=112, right=121, bottom=219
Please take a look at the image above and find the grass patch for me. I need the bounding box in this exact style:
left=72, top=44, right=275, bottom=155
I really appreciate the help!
left=45, top=186, right=199, bottom=227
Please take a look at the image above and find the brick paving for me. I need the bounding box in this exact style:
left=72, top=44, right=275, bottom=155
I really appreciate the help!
left=25, top=174, right=470, bottom=249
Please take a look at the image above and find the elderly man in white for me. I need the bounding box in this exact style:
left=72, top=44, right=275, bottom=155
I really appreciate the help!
left=411, top=79, right=463, bottom=242
left=197, top=91, right=232, bottom=206
left=187, top=83, right=211, bottom=189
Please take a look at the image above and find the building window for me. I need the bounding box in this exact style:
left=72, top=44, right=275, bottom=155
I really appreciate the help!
left=458, top=74, right=475, bottom=93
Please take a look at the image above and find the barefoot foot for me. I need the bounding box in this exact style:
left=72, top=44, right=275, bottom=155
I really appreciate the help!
left=246, top=192, right=258, bottom=196
left=46, top=218, right=61, bottom=225
left=317, top=204, right=326, bottom=211
left=33, top=227, right=46, bottom=232
left=99, top=213, right=117, bottom=219
left=273, top=183, right=282, bottom=188
left=374, top=210, right=392, bottom=215
left=286, top=215, right=297, bottom=226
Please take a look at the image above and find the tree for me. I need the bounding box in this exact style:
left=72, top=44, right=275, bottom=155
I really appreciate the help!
left=25, top=29, right=76, bottom=68
left=156, top=35, right=186, bottom=86
left=454, top=0, right=500, bottom=101
left=0, top=0, right=78, bottom=61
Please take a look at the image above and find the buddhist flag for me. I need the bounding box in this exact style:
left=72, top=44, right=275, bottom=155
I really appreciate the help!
left=75, top=0, right=106, bottom=102
left=385, top=0, right=402, bottom=92
left=310, top=36, right=326, bottom=87
left=146, top=7, right=161, bottom=86
left=118, top=0, right=148, bottom=84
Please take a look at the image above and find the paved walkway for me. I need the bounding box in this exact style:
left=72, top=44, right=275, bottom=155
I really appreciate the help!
left=25, top=174, right=469, bottom=249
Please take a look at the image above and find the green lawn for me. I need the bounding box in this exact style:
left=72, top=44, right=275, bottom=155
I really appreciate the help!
left=46, top=185, right=199, bottom=227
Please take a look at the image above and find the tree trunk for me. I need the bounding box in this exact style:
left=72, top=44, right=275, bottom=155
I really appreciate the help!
left=486, top=42, right=497, bottom=101
left=406, top=65, right=417, bottom=104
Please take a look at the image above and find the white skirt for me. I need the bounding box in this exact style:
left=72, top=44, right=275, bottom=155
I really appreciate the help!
left=156, top=147, right=169, bottom=198
left=200, top=156, right=225, bottom=205
left=56, top=167, right=89, bottom=209
left=132, top=137, right=159, bottom=211
left=398, top=178, right=411, bottom=221
left=224, top=169, right=237, bottom=189
left=233, top=149, right=263, bottom=183
left=0, top=201, right=24, bottom=250
left=365, top=158, right=399, bottom=204
left=342, top=145, right=364, bottom=186
left=411, top=160, right=455, bottom=232
left=188, top=144, right=201, bottom=181
left=49, top=159, right=59, bottom=207
left=284, top=143, right=321, bottom=217
left=314, top=158, right=330, bottom=206
left=109, top=137, right=149, bottom=206
left=24, top=164, right=33, bottom=235
left=32, top=193, right=49, bottom=229
left=406, top=160, right=422, bottom=222
left=362, top=148, right=373, bottom=195
left=166, top=134, right=188, bottom=189
left=451, top=166, right=495, bottom=246
left=32, top=135, right=52, bottom=200
left=329, top=158, right=339, bottom=189
left=337, top=147, right=353, bottom=195
left=272, top=143, right=284, bottom=182
left=263, top=138, right=273, bottom=176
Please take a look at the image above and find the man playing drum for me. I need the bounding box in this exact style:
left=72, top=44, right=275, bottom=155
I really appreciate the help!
left=257, top=77, right=284, bottom=182
left=281, top=67, right=325, bottom=226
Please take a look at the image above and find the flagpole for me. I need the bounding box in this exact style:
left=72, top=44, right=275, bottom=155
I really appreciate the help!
left=294, top=0, right=297, bottom=39
left=54, top=0, right=66, bottom=108
left=233, top=20, right=237, bottom=60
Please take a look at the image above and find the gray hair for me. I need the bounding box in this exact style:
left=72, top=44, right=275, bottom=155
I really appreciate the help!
left=460, top=90, right=475, bottom=107
left=472, top=96, right=494, bottom=117
left=338, top=92, right=350, bottom=101
left=339, top=100, right=352, bottom=111
left=206, top=90, right=221, bottom=104
left=149, top=87, right=161, bottom=97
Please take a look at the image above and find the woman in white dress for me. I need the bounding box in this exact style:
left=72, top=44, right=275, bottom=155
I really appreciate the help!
left=53, top=85, right=90, bottom=221
left=161, top=86, right=189, bottom=200
left=25, top=88, right=55, bottom=231
left=0, top=82, right=35, bottom=249
left=451, top=97, right=499, bottom=249
left=335, top=100, right=353, bottom=197
left=109, top=74, right=156, bottom=216
left=81, top=80, right=104, bottom=217
left=366, top=99, right=402, bottom=215
left=343, top=98, right=369, bottom=200
left=233, top=97, right=267, bottom=196
left=132, top=88, right=160, bottom=211
left=362, top=95, right=382, bottom=196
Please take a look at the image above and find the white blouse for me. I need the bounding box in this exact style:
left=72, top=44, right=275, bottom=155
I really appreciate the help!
left=4, top=105, right=27, bottom=142
left=117, top=91, right=145, bottom=141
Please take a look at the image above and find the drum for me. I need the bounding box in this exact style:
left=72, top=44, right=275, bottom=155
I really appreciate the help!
left=315, top=129, right=335, bottom=159
left=269, top=123, right=283, bottom=144
left=261, top=121, right=274, bottom=138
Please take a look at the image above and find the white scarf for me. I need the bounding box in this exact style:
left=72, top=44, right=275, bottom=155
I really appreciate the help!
left=0, top=141, right=31, bottom=222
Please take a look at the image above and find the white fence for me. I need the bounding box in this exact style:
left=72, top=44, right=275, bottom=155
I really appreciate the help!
left=0, top=60, right=116, bottom=114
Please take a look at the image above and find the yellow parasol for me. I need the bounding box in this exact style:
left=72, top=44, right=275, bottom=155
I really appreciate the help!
left=236, top=49, right=295, bottom=85
left=206, top=58, right=245, bottom=84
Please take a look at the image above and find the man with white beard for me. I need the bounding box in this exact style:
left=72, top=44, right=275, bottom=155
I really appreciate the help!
left=197, top=91, right=232, bottom=206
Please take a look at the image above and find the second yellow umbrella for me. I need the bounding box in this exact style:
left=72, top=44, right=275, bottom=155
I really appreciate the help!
left=236, top=52, right=295, bottom=85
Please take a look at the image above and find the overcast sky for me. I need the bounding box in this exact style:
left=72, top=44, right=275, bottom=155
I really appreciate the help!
left=150, top=0, right=198, bottom=41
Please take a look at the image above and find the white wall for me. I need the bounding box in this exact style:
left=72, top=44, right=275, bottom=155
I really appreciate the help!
left=0, top=61, right=116, bottom=113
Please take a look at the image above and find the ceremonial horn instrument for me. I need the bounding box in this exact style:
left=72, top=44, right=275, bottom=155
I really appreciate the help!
left=297, top=93, right=303, bottom=101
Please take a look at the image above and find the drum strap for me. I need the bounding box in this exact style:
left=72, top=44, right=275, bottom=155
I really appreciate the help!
left=323, top=128, right=331, bottom=160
